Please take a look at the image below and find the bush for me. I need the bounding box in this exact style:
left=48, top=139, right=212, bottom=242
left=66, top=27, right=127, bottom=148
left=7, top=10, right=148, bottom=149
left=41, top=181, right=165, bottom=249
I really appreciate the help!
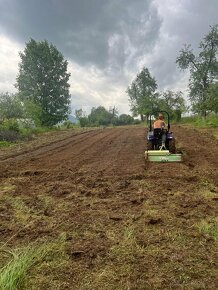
left=133, top=119, right=141, bottom=125
left=79, top=117, right=89, bottom=127
left=113, top=114, right=135, bottom=126
left=8, top=120, right=20, bottom=132
left=0, top=130, right=19, bottom=142
left=62, top=120, right=74, bottom=129
left=0, top=120, right=20, bottom=133
left=0, top=141, right=12, bottom=148
left=171, top=110, right=182, bottom=122
left=0, top=93, right=24, bottom=120
left=19, top=126, right=60, bottom=140
left=18, top=128, right=35, bottom=140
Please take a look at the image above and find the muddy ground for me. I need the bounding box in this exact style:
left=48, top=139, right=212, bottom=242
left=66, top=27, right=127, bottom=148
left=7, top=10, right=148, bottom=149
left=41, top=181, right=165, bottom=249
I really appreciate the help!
left=0, top=126, right=218, bottom=289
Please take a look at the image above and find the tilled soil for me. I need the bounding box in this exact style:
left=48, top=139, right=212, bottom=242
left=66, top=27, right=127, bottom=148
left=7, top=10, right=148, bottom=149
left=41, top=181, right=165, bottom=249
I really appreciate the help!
left=0, top=126, right=218, bottom=290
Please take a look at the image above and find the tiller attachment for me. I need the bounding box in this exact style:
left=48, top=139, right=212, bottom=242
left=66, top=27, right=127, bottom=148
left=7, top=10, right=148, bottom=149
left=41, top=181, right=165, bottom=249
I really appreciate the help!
left=145, top=150, right=182, bottom=162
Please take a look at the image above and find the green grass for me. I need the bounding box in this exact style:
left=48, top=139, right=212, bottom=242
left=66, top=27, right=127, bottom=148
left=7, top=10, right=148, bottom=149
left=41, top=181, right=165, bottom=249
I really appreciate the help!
left=0, top=183, right=16, bottom=195
left=0, top=244, right=50, bottom=290
left=0, top=118, right=79, bottom=142
left=181, top=115, right=218, bottom=127
left=80, top=227, right=147, bottom=290
left=0, top=141, right=13, bottom=148
left=197, top=219, right=218, bottom=240
left=19, top=126, right=62, bottom=139
left=0, top=237, right=66, bottom=290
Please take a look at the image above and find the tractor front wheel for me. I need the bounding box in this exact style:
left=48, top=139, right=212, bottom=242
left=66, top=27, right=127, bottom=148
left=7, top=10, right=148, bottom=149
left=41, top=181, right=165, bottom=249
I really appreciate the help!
left=169, top=138, right=176, bottom=153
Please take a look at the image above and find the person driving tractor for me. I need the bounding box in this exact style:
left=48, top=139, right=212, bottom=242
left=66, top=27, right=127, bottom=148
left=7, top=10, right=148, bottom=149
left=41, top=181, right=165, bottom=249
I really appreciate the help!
left=153, top=113, right=167, bottom=148
left=153, top=113, right=166, bottom=129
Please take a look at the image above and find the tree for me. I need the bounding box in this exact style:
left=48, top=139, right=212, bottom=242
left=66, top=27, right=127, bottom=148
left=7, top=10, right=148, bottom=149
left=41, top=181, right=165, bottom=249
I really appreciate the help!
left=88, top=106, right=113, bottom=126
left=109, top=106, right=118, bottom=118
left=79, top=117, right=89, bottom=127
left=23, top=100, right=42, bottom=126
left=75, top=108, right=84, bottom=120
left=75, top=108, right=89, bottom=127
left=127, top=67, right=157, bottom=120
left=127, top=81, right=140, bottom=117
left=109, top=106, right=119, bottom=125
left=157, top=90, right=186, bottom=121
left=176, top=25, right=218, bottom=117
left=116, top=114, right=134, bottom=125
left=16, top=39, right=71, bottom=126
left=0, top=93, right=24, bottom=120
left=206, top=82, right=218, bottom=113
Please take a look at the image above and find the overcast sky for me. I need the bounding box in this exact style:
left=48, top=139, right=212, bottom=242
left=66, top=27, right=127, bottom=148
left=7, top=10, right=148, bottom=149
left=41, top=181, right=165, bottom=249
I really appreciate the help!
left=0, top=0, right=217, bottom=114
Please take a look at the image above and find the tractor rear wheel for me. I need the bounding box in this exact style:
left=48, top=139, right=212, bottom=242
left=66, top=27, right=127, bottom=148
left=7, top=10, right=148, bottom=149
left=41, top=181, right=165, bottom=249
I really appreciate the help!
left=147, top=140, right=153, bottom=150
left=169, top=138, right=176, bottom=153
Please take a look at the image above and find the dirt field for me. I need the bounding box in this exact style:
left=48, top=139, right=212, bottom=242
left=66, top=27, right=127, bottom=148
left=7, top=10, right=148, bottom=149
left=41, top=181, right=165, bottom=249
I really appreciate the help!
left=0, top=126, right=218, bottom=289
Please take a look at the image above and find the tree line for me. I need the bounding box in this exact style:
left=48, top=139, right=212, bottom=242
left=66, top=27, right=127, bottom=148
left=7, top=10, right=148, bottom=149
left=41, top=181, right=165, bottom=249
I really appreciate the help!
left=0, top=25, right=217, bottom=132
left=75, top=106, right=139, bottom=127
left=127, top=25, right=218, bottom=119
left=0, top=38, right=137, bottom=129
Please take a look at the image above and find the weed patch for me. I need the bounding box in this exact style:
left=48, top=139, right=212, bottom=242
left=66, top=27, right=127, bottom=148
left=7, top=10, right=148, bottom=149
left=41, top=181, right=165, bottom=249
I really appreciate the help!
left=0, top=238, right=65, bottom=290
left=0, top=183, right=16, bottom=195
left=197, top=219, right=218, bottom=240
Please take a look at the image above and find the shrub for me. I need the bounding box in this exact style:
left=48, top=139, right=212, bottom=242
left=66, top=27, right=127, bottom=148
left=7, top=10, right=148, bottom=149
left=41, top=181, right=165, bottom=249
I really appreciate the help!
left=0, top=131, right=19, bottom=142
left=62, top=120, right=74, bottom=129
left=7, top=120, right=20, bottom=133
left=133, top=119, right=141, bottom=125
left=0, top=120, right=20, bottom=133
left=79, top=117, right=89, bottom=127
left=0, top=141, right=12, bottom=148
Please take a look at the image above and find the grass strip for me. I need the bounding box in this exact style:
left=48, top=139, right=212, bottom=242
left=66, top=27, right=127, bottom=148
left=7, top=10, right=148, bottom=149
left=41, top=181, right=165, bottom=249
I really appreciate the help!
left=0, top=241, right=59, bottom=290
left=0, top=141, right=13, bottom=148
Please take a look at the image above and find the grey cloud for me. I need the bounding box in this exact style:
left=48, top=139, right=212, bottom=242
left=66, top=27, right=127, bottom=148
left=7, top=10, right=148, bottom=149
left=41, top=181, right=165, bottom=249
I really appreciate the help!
left=147, top=0, right=218, bottom=92
left=0, top=0, right=161, bottom=70
left=0, top=0, right=217, bottom=113
left=156, top=0, right=218, bottom=51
